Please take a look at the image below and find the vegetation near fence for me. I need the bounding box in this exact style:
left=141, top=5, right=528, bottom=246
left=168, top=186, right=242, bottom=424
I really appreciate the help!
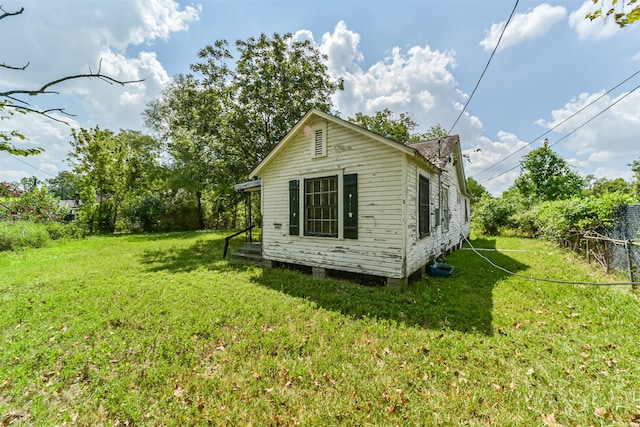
left=1, top=232, right=639, bottom=425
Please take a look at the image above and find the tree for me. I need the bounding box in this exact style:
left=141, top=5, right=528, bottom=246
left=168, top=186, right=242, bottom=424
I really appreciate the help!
left=513, top=140, right=583, bottom=202
left=347, top=109, right=445, bottom=143
left=585, top=0, right=640, bottom=27
left=583, top=175, right=633, bottom=196
left=67, top=127, right=161, bottom=232
left=1, top=6, right=142, bottom=156
left=46, top=171, right=80, bottom=200
left=145, top=33, right=335, bottom=228
left=466, top=177, right=489, bottom=205
left=630, top=158, right=640, bottom=195
left=422, top=123, right=449, bottom=140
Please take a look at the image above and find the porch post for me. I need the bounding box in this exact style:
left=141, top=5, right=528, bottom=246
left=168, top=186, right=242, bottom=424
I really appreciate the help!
left=248, top=191, right=253, bottom=242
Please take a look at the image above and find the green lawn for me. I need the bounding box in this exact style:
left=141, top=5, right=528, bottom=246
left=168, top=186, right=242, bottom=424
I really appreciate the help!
left=1, top=232, right=639, bottom=426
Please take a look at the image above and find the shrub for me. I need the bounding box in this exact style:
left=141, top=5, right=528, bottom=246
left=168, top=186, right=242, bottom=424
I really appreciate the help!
left=0, top=221, right=51, bottom=251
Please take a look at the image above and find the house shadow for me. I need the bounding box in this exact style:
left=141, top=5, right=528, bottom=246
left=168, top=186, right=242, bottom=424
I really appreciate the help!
left=136, top=233, right=528, bottom=336
left=251, top=237, right=528, bottom=336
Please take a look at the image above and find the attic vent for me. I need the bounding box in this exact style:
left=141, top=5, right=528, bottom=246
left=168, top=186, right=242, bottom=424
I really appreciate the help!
left=314, top=129, right=324, bottom=157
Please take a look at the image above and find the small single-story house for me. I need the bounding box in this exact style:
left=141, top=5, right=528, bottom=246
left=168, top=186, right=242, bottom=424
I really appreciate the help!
left=245, top=109, right=471, bottom=285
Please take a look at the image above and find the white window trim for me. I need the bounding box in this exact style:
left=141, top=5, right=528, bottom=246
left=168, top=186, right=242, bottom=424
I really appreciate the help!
left=297, top=169, right=344, bottom=239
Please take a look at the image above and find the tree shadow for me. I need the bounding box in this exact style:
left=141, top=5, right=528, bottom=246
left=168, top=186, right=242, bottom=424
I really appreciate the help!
left=138, top=235, right=253, bottom=274
left=251, top=238, right=528, bottom=335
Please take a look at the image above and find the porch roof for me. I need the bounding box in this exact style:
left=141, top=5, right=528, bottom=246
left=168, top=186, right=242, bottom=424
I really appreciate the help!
left=233, top=179, right=262, bottom=192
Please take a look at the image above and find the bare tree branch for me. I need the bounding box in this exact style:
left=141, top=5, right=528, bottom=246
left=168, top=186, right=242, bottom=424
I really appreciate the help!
left=4, top=104, right=75, bottom=125
left=0, top=6, right=24, bottom=20
left=0, top=61, right=29, bottom=70
left=1, top=60, right=144, bottom=98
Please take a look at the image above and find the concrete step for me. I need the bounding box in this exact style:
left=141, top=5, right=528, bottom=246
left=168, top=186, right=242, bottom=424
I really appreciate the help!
left=232, top=242, right=263, bottom=264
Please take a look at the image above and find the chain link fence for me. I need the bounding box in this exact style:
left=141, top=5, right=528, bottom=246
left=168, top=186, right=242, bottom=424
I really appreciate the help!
left=606, top=203, right=640, bottom=282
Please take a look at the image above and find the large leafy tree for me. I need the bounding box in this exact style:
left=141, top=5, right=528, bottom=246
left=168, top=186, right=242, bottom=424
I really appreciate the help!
left=67, top=127, right=161, bottom=232
left=46, top=171, right=81, bottom=200
left=513, top=140, right=583, bottom=202
left=348, top=109, right=425, bottom=143
left=466, top=177, right=490, bottom=205
left=145, top=33, right=335, bottom=228
left=347, top=109, right=446, bottom=143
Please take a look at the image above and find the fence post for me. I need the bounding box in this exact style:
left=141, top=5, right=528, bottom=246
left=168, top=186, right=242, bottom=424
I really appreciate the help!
left=586, top=238, right=590, bottom=263
left=626, top=240, right=636, bottom=289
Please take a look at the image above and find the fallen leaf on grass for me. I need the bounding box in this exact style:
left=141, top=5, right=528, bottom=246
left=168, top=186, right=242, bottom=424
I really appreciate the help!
left=542, top=413, right=563, bottom=426
left=594, top=407, right=607, bottom=417
left=513, top=322, right=522, bottom=329
left=173, top=385, right=184, bottom=398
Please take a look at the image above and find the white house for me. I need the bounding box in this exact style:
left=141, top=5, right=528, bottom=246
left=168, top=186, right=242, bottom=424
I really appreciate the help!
left=245, top=109, right=471, bottom=285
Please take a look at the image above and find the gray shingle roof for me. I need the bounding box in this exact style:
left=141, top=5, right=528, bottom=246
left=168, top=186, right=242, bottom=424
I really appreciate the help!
left=406, top=135, right=460, bottom=170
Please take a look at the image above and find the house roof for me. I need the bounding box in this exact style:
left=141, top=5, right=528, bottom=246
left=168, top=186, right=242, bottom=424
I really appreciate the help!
left=249, top=108, right=470, bottom=197
left=406, top=135, right=459, bottom=171
left=250, top=109, right=417, bottom=178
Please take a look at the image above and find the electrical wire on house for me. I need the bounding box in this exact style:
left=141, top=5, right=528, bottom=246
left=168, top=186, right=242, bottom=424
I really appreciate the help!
left=447, top=0, right=519, bottom=135
left=471, top=69, right=640, bottom=180
left=479, top=82, right=640, bottom=185
left=456, top=223, right=639, bottom=286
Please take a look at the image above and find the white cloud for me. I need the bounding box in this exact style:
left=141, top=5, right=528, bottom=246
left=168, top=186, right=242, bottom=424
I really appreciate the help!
left=319, top=21, right=364, bottom=76
left=464, top=132, right=533, bottom=195
left=535, top=89, right=640, bottom=167
left=0, top=0, right=197, bottom=182
left=480, top=4, right=566, bottom=51
left=321, top=24, right=464, bottom=127
left=568, top=0, right=622, bottom=39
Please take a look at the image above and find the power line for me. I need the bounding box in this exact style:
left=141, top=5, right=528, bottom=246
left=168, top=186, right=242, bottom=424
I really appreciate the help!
left=479, top=82, right=640, bottom=185
left=0, top=150, right=58, bottom=178
left=448, top=0, right=519, bottom=135
left=457, top=224, right=639, bottom=286
left=471, top=69, right=640, bottom=179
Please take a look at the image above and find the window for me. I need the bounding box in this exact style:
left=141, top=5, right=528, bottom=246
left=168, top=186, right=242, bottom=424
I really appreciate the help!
left=418, top=175, right=430, bottom=238
left=442, top=187, right=450, bottom=231
left=304, top=176, right=338, bottom=237
left=464, top=199, right=469, bottom=223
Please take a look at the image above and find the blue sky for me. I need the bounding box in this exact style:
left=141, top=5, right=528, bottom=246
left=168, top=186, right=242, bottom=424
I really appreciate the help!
left=1, top=0, right=639, bottom=195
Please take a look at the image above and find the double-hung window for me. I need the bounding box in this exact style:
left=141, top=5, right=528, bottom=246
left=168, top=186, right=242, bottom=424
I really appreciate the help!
left=289, top=173, right=358, bottom=239
left=418, top=175, right=430, bottom=238
left=304, top=176, right=338, bottom=237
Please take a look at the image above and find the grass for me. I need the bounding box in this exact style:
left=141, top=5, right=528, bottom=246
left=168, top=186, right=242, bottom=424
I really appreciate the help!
left=1, top=231, right=639, bottom=426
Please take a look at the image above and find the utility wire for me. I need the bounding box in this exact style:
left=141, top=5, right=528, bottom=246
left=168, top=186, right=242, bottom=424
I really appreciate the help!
left=471, top=69, right=640, bottom=179
left=448, top=0, right=519, bottom=135
left=479, top=82, right=640, bottom=184
left=456, top=223, right=639, bottom=286
left=0, top=150, right=57, bottom=178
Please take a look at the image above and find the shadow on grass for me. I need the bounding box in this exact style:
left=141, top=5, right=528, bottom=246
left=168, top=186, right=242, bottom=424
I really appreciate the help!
left=138, top=233, right=253, bottom=274
left=136, top=233, right=528, bottom=335
left=252, top=238, right=528, bottom=335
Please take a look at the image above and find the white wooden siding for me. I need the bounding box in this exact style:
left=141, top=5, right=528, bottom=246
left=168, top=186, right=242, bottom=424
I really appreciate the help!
left=405, top=157, right=471, bottom=276
left=260, top=120, right=408, bottom=278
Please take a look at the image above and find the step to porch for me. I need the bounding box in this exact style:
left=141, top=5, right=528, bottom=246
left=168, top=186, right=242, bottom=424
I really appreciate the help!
left=231, top=242, right=263, bottom=264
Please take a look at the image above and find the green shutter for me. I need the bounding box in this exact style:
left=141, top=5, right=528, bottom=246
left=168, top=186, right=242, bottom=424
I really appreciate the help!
left=343, top=174, right=358, bottom=239
left=289, top=180, right=299, bottom=235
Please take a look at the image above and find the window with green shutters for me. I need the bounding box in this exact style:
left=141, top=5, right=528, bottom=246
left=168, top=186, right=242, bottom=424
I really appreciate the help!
left=288, top=174, right=358, bottom=239
left=419, top=175, right=430, bottom=238
left=304, top=176, right=338, bottom=237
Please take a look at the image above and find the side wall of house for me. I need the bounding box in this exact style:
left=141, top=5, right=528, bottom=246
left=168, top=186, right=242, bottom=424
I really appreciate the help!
left=405, top=158, right=471, bottom=276
left=260, top=118, right=408, bottom=279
